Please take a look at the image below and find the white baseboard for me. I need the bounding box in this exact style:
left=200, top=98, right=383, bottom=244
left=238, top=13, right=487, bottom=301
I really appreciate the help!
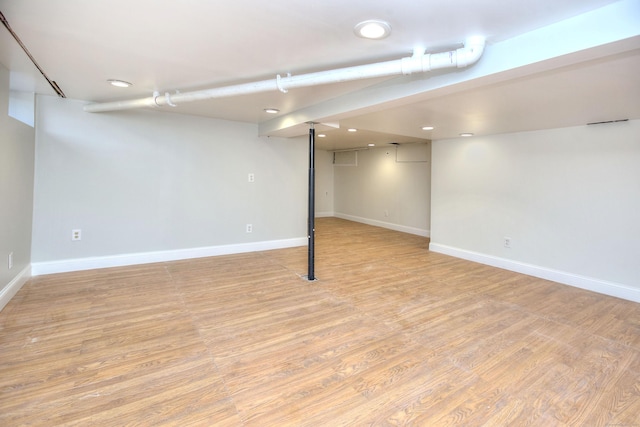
left=429, top=243, right=640, bottom=303
left=32, top=237, right=307, bottom=276
left=315, top=211, right=334, bottom=218
left=334, top=213, right=430, bottom=237
left=0, top=265, right=31, bottom=312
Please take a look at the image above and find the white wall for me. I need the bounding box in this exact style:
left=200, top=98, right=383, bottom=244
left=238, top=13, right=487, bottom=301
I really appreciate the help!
left=0, top=64, right=35, bottom=310
left=314, top=149, right=334, bottom=216
left=431, top=121, right=640, bottom=301
left=333, top=143, right=430, bottom=236
left=9, top=90, right=35, bottom=127
left=32, top=96, right=308, bottom=273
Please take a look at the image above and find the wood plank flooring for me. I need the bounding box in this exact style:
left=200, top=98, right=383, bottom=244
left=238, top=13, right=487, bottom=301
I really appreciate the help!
left=1, top=217, right=639, bottom=426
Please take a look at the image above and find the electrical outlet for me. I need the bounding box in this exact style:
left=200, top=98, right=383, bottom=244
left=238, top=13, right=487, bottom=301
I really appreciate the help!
left=504, top=237, right=511, bottom=248
left=72, top=229, right=82, bottom=241
left=8, top=252, right=13, bottom=269
left=248, top=173, right=255, bottom=182
left=246, top=224, right=253, bottom=233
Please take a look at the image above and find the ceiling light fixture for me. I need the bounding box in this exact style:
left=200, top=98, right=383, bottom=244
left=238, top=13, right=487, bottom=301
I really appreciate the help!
left=354, top=20, right=391, bottom=40
left=107, top=79, right=132, bottom=88
left=421, top=126, right=434, bottom=131
left=264, top=108, right=279, bottom=114
left=317, top=134, right=326, bottom=138
left=368, top=143, right=375, bottom=147
left=347, top=128, right=357, bottom=132
left=460, top=133, right=474, bottom=137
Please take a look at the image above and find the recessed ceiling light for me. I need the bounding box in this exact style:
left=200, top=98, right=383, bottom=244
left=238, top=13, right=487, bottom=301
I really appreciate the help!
left=264, top=108, right=279, bottom=114
left=421, top=126, right=434, bottom=131
left=107, top=79, right=132, bottom=88
left=460, top=133, right=474, bottom=137
left=317, top=134, right=326, bottom=138
left=354, top=20, right=391, bottom=40
left=368, top=143, right=375, bottom=146
left=347, top=128, right=357, bottom=132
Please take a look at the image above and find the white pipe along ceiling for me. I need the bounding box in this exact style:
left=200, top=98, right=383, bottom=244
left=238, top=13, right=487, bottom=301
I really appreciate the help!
left=83, top=36, right=485, bottom=114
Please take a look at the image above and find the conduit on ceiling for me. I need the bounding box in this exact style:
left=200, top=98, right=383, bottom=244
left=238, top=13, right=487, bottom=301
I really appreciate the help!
left=0, top=10, right=66, bottom=97
left=83, top=36, right=485, bottom=114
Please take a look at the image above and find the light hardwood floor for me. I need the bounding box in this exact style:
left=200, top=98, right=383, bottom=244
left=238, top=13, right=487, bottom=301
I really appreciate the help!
left=1, top=218, right=639, bottom=426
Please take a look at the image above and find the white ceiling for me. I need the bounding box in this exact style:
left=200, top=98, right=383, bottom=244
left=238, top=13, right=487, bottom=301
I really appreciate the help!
left=1, top=0, right=639, bottom=150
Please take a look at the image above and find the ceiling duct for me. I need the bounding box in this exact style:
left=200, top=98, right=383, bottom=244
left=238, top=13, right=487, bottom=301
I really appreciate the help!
left=84, top=36, right=485, bottom=113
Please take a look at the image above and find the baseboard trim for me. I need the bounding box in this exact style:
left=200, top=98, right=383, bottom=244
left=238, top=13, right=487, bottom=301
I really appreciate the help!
left=32, top=237, right=307, bottom=276
left=0, top=265, right=31, bottom=312
left=315, top=211, right=334, bottom=218
left=429, top=243, right=640, bottom=303
left=334, top=213, right=430, bottom=237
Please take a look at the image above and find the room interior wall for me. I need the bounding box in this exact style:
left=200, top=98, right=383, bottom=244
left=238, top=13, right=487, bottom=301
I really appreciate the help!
left=314, top=149, right=334, bottom=217
left=0, top=64, right=35, bottom=310
left=430, top=121, right=640, bottom=301
left=333, top=143, right=431, bottom=236
left=31, top=95, right=308, bottom=274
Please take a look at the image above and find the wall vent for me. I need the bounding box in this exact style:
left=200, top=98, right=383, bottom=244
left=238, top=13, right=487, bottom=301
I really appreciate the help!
left=333, top=151, right=358, bottom=166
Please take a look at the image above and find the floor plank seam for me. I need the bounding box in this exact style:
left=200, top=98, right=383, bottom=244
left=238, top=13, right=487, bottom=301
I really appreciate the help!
left=162, top=264, right=247, bottom=426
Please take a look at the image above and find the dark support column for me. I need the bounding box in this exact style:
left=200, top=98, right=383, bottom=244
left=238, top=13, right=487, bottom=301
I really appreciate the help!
left=307, top=123, right=316, bottom=281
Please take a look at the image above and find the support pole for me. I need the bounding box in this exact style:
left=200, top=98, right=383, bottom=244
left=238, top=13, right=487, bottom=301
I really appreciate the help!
left=307, top=123, right=316, bottom=281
